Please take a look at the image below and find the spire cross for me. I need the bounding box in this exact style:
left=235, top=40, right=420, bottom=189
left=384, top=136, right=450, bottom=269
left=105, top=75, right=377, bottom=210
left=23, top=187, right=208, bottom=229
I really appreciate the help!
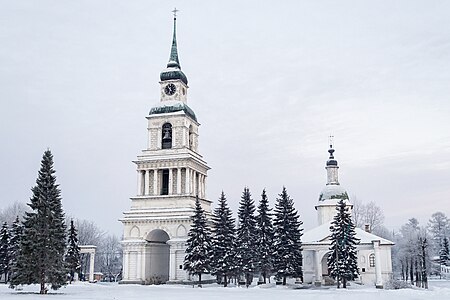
left=329, top=135, right=334, bottom=148
left=172, top=8, right=179, bottom=18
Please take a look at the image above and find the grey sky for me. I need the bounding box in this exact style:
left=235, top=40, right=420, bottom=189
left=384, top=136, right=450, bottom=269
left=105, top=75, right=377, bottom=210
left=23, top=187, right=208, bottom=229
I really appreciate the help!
left=1, top=0, right=449, bottom=236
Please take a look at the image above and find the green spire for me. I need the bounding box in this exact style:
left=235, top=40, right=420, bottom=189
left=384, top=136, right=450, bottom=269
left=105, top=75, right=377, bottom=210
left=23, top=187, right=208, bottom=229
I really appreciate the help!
left=160, top=9, right=188, bottom=85
left=168, top=9, right=180, bottom=68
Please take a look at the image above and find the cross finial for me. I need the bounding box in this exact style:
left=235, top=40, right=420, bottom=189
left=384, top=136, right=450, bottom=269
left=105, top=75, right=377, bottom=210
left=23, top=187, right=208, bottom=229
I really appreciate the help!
left=329, top=135, right=334, bottom=148
left=172, top=8, right=179, bottom=18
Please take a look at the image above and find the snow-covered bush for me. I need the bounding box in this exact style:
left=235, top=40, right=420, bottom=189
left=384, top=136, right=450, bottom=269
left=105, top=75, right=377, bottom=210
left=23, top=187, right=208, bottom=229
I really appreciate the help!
left=384, top=279, right=412, bottom=290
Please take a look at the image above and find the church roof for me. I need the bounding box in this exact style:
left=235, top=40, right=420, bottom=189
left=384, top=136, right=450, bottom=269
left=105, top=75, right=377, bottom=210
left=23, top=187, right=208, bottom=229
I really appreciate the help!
left=302, top=221, right=394, bottom=245
left=160, top=15, right=188, bottom=85
left=149, top=100, right=197, bottom=121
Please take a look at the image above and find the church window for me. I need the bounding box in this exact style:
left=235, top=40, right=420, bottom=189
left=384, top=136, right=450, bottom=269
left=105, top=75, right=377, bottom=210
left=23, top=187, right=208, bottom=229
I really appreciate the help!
left=179, top=265, right=183, bottom=270
left=162, top=123, right=172, bottom=149
left=369, top=254, right=375, bottom=267
left=161, top=169, right=169, bottom=195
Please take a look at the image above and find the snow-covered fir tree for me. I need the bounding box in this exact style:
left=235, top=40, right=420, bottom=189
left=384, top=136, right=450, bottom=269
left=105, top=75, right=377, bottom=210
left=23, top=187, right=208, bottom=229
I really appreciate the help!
left=327, top=199, right=359, bottom=288
left=8, top=216, right=23, bottom=283
left=235, top=187, right=257, bottom=286
left=211, top=191, right=236, bottom=287
left=273, top=186, right=303, bottom=285
left=10, top=150, right=67, bottom=294
left=255, top=189, right=274, bottom=284
left=184, top=196, right=213, bottom=287
left=0, top=222, right=10, bottom=283
left=65, top=219, right=81, bottom=284
left=440, top=237, right=450, bottom=266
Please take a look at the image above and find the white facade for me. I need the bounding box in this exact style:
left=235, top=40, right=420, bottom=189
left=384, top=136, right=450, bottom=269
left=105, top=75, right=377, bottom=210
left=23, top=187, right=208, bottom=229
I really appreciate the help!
left=120, top=16, right=211, bottom=284
left=303, top=145, right=394, bottom=288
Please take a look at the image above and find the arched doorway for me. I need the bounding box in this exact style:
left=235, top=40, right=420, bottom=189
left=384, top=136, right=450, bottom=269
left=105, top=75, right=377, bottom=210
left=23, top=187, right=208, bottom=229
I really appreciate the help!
left=145, top=229, right=170, bottom=283
left=321, top=252, right=330, bottom=276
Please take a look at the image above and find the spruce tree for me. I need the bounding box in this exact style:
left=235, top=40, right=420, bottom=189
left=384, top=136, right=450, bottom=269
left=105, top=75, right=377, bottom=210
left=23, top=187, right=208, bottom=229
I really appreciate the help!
left=0, top=222, right=10, bottom=283
left=440, top=237, right=450, bottom=266
left=65, top=219, right=81, bottom=283
left=273, top=187, right=303, bottom=285
left=327, top=199, right=359, bottom=288
left=184, top=196, right=212, bottom=287
left=211, top=191, right=236, bottom=287
left=8, top=216, right=23, bottom=283
left=10, top=150, right=67, bottom=294
left=235, top=187, right=257, bottom=286
left=255, top=189, right=274, bottom=284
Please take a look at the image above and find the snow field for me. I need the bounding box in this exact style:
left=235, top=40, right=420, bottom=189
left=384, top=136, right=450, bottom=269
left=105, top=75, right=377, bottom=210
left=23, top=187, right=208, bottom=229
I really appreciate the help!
left=0, top=280, right=450, bottom=300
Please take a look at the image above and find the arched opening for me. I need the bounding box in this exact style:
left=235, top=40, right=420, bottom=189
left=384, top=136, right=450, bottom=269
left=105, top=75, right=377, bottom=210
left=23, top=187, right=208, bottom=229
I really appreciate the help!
left=145, top=229, right=170, bottom=283
left=162, top=123, right=172, bottom=149
left=188, top=125, right=194, bottom=150
left=161, top=169, right=169, bottom=195
left=321, top=252, right=330, bottom=276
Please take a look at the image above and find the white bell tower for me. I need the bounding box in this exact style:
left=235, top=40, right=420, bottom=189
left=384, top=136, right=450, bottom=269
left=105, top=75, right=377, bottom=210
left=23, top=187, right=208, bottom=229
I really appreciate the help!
left=120, top=11, right=211, bottom=284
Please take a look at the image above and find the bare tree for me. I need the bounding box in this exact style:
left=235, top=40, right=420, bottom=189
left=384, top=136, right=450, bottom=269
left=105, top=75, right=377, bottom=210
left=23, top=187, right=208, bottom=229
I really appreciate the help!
left=97, top=234, right=122, bottom=281
left=428, top=212, right=449, bottom=277
left=351, top=197, right=385, bottom=232
left=0, top=202, right=28, bottom=225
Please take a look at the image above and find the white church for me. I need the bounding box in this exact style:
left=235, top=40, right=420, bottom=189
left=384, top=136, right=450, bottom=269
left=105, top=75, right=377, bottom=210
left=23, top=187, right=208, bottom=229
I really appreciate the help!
left=120, top=14, right=393, bottom=287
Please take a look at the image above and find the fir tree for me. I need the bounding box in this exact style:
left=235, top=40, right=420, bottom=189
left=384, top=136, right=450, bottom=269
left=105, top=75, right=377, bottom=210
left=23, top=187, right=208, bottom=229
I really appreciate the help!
left=235, top=187, right=257, bottom=286
left=65, top=219, right=81, bottom=284
left=327, top=199, right=360, bottom=288
left=255, top=189, right=274, bottom=284
left=8, top=216, right=23, bottom=283
left=440, top=237, right=450, bottom=266
left=211, top=191, right=236, bottom=287
left=184, top=196, right=212, bottom=287
left=0, top=222, right=10, bottom=283
left=10, top=150, right=67, bottom=294
left=273, top=187, right=303, bottom=285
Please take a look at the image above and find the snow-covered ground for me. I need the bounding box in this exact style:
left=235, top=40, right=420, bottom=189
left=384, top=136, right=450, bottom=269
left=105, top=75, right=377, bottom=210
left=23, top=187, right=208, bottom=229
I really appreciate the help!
left=1, top=280, right=450, bottom=300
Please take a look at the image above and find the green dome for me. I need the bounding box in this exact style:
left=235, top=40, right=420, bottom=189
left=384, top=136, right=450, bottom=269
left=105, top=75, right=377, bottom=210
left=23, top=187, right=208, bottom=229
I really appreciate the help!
left=160, top=67, right=188, bottom=85
left=149, top=100, right=197, bottom=122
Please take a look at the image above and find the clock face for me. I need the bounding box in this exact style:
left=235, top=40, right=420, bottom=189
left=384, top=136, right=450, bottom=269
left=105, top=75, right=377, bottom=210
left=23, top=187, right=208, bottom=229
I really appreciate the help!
left=164, top=83, right=176, bottom=96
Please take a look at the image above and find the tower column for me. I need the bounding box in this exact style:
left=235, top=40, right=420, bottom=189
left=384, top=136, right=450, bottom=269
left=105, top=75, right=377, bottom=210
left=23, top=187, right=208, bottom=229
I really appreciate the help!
left=177, top=168, right=182, bottom=194
left=144, top=170, right=150, bottom=195
left=168, top=168, right=173, bottom=195
left=314, top=250, right=322, bottom=286
left=153, top=169, right=158, bottom=195
left=373, top=240, right=383, bottom=288
left=193, top=171, right=197, bottom=196
left=185, top=168, right=190, bottom=195
left=136, top=170, right=141, bottom=196
left=200, top=174, right=204, bottom=198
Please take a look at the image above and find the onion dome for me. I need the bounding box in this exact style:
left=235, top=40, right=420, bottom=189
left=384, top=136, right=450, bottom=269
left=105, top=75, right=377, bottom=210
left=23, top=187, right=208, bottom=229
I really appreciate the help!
left=160, top=15, right=188, bottom=85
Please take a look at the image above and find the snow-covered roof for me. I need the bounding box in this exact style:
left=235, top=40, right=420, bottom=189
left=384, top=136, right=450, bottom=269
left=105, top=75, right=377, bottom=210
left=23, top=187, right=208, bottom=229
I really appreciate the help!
left=302, top=221, right=394, bottom=245
left=149, top=100, right=197, bottom=121
left=319, top=184, right=349, bottom=202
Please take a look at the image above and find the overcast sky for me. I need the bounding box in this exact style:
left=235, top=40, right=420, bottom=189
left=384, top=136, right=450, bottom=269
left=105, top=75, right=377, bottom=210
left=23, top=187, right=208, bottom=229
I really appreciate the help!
left=1, top=0, right=449, bottom=236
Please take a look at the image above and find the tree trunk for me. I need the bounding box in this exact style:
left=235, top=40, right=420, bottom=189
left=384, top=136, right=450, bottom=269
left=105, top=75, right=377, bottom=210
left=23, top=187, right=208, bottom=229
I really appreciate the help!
left=343, top=278, right=347, bottom=288
left=409, top=258, right=414, bottom=283
left=198, top=273, right=202, bottom=288
left=263, top=271, right=266, bottom=284
left=283, top=275, right=286, bottom=286
left=223, top=274, right=228, bottom=287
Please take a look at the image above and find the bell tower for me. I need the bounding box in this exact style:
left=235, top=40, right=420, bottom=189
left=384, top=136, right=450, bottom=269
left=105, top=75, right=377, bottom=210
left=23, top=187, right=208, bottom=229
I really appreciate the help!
left=120, top=11, right=211, bottom=284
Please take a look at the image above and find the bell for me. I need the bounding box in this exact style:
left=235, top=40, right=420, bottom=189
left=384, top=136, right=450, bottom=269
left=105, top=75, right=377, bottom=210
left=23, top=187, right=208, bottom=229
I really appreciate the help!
left=163, top=130, right=171, bottom=140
